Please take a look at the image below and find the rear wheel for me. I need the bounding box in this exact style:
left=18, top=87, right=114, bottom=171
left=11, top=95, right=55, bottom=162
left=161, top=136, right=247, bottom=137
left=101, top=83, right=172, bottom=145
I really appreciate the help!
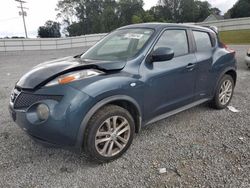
left=210, top=74, right=234, bottom=109
left=83, top=105, right=135, bottom=163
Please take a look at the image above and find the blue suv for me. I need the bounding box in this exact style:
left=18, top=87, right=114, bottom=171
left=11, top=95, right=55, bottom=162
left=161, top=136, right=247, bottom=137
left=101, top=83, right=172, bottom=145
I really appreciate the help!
left=9, top=23, right=237, bottom=162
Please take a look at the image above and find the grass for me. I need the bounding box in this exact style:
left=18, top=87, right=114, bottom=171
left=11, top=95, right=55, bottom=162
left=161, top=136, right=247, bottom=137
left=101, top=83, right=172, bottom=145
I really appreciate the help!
left=219, top=29, right=250, bottom=44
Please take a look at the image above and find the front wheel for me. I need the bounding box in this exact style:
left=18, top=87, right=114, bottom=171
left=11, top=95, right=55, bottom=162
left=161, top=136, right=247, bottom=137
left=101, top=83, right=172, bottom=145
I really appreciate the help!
left=83, top=105, right=135, bottom=163
left=210, top=74, right=235, bottom=109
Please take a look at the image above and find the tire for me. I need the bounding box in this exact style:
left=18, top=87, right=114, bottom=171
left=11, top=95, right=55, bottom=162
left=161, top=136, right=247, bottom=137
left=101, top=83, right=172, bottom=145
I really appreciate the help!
left=83, top=105, right=135, bottom=163
left=210, top=74, right=235, bottom=109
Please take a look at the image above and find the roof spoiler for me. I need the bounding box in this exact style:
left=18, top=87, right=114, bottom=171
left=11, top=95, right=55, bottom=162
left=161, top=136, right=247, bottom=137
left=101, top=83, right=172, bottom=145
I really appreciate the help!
left=202, top=26, right=219, bottom=34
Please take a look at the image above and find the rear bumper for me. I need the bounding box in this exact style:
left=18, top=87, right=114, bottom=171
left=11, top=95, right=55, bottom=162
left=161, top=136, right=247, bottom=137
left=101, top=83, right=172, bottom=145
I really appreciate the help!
left=9, top=85, right=93, bottom=149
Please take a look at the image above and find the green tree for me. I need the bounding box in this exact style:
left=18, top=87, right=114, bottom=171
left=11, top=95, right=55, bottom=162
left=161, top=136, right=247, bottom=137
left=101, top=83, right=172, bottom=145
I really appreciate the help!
left=179, top=0, right=197, bottom=22
left=142, top=11, right=155, bottom=22
left=226, top=0, right=250, bottom=18
left=159, top=0, right=212, bottom=22
left=132, top=15, right=143, bottom=23
left=57, top=0, right=145, bottom=36
left=148, top=5, right=172, bottom=22
left=56, top=0, right=221, bottom=36
left=75, top=0, right=103, bottom=34
left=66, top=22, right=84, bottom=36
left=132, top=11, right=155, bottom=24
left=117, top=0, right=144, bottom=26
left=194, top=1, right=211, bottom=22
left=38, top=20, right=61, bottom=38
left=161, top=0, right=182, bottom=21
left=56, top=0, right=78, bottom=25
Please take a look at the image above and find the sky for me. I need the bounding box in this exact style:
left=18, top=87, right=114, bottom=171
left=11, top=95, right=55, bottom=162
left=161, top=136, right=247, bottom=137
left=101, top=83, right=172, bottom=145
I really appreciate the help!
left=0, top=0, right=238, bottom=38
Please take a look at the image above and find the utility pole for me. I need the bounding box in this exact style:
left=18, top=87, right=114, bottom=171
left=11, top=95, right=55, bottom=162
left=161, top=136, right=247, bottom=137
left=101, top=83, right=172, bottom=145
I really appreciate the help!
left=15, top=0, right=28, bottom=38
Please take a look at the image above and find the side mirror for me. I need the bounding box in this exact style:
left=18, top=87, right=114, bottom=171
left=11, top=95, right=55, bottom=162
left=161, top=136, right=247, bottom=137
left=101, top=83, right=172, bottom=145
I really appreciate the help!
left=151, top=47, right=174, bottom=62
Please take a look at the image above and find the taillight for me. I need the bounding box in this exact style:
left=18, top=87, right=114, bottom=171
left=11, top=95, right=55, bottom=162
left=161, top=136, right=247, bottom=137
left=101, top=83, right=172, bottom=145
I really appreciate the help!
left=222, top=43, right=235, bottom=55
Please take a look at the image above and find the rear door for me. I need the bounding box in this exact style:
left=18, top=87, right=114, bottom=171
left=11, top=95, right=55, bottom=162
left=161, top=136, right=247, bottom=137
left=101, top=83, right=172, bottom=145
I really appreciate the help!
left=192, top=30, right=215, bottom=99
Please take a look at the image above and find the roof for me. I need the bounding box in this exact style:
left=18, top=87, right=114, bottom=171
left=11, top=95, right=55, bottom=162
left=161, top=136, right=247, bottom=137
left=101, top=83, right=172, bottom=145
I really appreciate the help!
left=119, top=22, right=214, bottom=33
left=203, top=14, right=224, bottom=22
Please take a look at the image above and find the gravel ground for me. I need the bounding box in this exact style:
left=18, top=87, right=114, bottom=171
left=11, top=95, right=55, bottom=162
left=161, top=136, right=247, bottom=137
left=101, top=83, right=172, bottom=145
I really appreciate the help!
left=0, top=45, right=250, bottom=188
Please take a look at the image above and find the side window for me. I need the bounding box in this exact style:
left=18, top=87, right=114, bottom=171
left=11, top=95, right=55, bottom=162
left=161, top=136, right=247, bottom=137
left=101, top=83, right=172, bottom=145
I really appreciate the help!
left=193, top=31, right=212, bottom=52
left=154, top=30, right=189, bottom=57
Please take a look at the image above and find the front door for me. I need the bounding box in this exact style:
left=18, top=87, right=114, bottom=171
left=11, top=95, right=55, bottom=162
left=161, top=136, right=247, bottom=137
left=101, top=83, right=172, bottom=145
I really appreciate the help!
left=142, top=29, right=198, bottom=121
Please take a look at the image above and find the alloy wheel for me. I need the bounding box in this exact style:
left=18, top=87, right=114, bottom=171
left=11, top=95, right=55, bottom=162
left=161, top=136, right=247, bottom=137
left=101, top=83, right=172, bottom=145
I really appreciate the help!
left=95, top=116, right=131, bottom=157
left=219, top=79, right=233, bottom=105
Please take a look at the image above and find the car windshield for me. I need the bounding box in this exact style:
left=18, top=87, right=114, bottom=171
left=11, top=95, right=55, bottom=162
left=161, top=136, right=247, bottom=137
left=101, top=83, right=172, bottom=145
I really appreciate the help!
left=81, top=28, right=154, bottom=61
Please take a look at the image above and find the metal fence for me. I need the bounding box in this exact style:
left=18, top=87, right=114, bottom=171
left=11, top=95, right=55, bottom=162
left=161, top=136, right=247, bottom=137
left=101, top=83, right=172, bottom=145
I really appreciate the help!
left=0, top=33, right=106, bottom=52
left=196, top=17, right=250, bottom=31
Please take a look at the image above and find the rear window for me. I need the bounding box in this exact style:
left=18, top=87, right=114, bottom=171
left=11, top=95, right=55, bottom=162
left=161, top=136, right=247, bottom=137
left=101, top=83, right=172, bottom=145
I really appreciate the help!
left=193, top=31, right=212, bottom=52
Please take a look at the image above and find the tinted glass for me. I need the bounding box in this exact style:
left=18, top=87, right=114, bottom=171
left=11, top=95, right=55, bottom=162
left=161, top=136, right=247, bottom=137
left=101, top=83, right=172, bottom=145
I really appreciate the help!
left=81, top=29, right=154, bottom=61
left=193, top=31, right=212, bottom=52
left=154, top=30, right=189, bottom=57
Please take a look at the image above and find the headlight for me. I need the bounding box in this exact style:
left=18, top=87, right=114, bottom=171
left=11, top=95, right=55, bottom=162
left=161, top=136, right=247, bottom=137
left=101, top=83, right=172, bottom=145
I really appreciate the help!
left=45, top=69, right=103, bottom=87
left=37, top=104, right=49, bottom=121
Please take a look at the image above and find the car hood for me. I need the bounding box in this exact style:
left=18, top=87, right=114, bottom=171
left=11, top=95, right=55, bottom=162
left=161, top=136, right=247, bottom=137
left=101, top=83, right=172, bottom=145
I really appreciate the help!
left=16, top=56, right=126, bottom=89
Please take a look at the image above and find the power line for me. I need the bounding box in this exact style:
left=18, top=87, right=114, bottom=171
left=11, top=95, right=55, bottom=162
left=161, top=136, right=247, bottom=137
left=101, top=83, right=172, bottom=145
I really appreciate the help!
left=15, top=0, right=28, bottom=38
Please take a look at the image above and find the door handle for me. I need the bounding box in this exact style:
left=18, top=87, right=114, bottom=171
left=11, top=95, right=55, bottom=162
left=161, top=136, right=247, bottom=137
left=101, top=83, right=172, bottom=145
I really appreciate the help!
left=186, top=63, right=195, bottom=70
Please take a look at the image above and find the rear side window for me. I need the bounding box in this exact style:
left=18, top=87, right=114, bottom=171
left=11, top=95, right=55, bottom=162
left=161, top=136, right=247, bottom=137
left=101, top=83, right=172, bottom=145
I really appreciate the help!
left=193, top=31, right=212, bottom=52
left=154, top=30, right=189, bottom=57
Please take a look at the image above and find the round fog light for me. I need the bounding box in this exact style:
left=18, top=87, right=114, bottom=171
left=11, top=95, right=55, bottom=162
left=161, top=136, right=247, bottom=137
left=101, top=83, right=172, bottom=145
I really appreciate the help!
left=36, top=104, right=49, bottom=121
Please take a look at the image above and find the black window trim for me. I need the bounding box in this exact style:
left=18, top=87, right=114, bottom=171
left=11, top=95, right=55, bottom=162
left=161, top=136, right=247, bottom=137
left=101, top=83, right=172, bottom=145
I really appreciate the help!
left=208, top=31, right=217, bottom=47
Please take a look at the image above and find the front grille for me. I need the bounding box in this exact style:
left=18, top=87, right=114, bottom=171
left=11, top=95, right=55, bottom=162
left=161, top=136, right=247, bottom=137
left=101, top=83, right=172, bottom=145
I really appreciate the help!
left=14, top=92, right=63, bottom=109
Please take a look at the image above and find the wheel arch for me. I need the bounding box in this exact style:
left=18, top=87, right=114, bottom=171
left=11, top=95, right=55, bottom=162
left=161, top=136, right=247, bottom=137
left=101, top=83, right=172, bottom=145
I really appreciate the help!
left=75, top=95, right=142, bottom=150
left=213, top=67, right=237, bottom=97
left=225, top=69, right=237, bottom=85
